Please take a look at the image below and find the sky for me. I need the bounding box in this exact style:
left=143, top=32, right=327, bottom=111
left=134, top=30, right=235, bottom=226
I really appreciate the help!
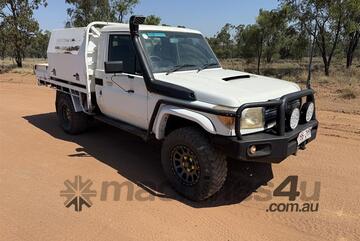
left=34, top=0, right=279, bottom=37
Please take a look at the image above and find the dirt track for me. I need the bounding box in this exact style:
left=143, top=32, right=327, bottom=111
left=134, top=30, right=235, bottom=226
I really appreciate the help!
left=0, top=74, right=359, bottom=241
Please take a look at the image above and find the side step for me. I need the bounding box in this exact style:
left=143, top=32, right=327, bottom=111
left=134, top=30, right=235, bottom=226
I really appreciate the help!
left=94, top=115, right=148, bottom=141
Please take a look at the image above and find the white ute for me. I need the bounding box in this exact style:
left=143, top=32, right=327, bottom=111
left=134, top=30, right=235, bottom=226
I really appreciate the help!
left=35, top=16, right=318, bottom=201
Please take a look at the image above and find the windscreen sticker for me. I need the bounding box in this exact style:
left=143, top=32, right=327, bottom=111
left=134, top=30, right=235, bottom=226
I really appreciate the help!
left=142, top=33, right=149, bottom=39
left=146, top=32, right=167, bottom=38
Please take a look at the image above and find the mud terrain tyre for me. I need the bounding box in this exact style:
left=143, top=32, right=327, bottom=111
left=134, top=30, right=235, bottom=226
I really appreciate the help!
left=56, top=92, right=88, bottom=135
left=161, top=127, right=227, bottom=201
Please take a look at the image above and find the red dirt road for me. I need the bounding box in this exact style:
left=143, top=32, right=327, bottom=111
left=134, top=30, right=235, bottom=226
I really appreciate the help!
left=0, top=74, right=359, bottom=241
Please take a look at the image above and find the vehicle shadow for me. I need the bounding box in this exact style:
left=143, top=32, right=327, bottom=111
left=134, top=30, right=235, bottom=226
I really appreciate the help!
left=23, top=112, right=274, bottom=208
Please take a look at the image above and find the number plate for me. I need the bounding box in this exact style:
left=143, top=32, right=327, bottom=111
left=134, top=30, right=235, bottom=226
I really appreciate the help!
left=297, top=127, right=312, bottom=145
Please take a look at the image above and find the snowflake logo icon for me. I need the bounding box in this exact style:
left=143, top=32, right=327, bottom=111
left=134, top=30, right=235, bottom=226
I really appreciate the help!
left=60, top=176, right=97, bottom=212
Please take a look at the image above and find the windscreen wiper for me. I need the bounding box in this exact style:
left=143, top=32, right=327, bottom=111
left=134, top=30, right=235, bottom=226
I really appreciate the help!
left=166, top=64, right=197, bottom=75
left=197, top=62, right=219, bottom=72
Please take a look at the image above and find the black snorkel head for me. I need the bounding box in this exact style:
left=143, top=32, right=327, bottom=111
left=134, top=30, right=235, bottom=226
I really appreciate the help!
left=129, top=15, right=146, bottom=37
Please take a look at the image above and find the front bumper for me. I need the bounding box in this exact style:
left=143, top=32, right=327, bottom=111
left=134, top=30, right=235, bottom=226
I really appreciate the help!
left=212, top=120, right=318, bottom=163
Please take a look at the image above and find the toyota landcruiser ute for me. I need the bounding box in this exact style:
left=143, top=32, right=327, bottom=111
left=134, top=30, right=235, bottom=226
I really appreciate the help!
left=35, top=16, right=318, bottom=201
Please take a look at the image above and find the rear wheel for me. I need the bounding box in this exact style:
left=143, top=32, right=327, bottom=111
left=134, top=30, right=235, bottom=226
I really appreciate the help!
left=161, top=127, right=227, bottom=201
left=56, top=92, right=89, bottom=134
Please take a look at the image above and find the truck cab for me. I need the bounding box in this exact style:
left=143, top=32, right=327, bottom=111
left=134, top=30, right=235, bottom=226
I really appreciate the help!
left=35, top=16, right=318, bottom=201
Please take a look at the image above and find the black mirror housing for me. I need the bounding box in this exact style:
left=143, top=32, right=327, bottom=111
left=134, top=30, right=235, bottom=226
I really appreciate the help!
left=104, top=61, right=124, bottom=74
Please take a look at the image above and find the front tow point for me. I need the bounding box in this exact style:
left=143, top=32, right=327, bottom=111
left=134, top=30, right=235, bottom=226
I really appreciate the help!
left=299, top=142, right=307, bottom=150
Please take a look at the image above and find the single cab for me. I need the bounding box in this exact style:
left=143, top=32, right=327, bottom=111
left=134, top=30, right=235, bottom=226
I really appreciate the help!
left=35, top=16, right=318, bottom=201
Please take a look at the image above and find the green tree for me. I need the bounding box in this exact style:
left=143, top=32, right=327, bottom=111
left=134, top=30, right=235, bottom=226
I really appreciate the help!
left=258, top=9, right=288, bottom=63
left=207, top=36, right=221, bottom=57
left=279, top=26, right=308, bottom=60
left=208, top=23, right=235, bottom=59
left=281, top=0, right=346, bottom=76
left=0, top=0, right=47, bottom=67
left=144, top=15, right=161, bottom=25
left=66, top=0, right=115, bottom=27
left=236, top=9, right=288, bottom=73
left=241, top=24, right=263, bottom=73
left=26, top=30, right=50, bottom=58
left=111, top=0, right=139, bottom=23
left=0, top=21, right=8, bottom=60
left=343, top=0, right=360, bottom=68
left=233, top=24, right=245, bottom=57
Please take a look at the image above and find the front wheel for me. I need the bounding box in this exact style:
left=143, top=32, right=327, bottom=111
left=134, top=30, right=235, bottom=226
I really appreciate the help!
left=161, top=127, right=227, bottom=201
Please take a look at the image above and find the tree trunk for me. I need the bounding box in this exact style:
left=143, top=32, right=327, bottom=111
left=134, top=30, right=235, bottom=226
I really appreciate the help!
left=15, top=49, right=22, bottom=68
left=320, top=49, right=331, bottom=76
left=346, top=31, right=359, bottom=69
left=0, top=49, right=5, bottom=60
left=324, top=62, right=330, bottom=76
left=257, top=48, right=262, bottom=75
left=318, top=39, right=330, bottom=76
left=257, top=56, right=261, bottom=75
left=307, top=25, right=317, bottom=87
left=266, top=53, right=272, bottom=63
left=119, top=13, right=124, bottom=23
left=346, top=50, right=353, bottom=69
left=15, top=58, right=22, bottom=68
left=257, top=36, right=263, bottom=75
left=9, top=1, right=22, bottom=68
left=315, top=13, right=342, bottom=77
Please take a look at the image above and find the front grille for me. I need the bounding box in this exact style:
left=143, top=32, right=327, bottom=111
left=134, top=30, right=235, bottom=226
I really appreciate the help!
left=265, top=107, right=277, bottom=125
left=286, top=99, right=301, bottom=115
left=265, top=99, right=301, bottom=129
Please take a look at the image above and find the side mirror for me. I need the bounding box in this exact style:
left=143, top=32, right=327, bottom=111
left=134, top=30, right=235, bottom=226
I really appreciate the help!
left=104, top=61, right=124, bottom=74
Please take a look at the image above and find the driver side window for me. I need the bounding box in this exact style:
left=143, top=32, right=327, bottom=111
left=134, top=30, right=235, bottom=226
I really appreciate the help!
left=108, top=34, right=142, bottom=75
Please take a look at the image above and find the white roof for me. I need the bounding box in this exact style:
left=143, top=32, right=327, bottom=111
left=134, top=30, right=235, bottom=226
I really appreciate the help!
left=101, top=23, right=202, bottom=34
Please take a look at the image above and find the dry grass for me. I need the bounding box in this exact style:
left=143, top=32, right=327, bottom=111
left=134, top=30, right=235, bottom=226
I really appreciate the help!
left=336, top=88, right=357, bottom=99
left=0, top=58, right=46, bottom=75
left=221, top=57, right=360, bottom=94
left=222, top=58, right=360, bottom=84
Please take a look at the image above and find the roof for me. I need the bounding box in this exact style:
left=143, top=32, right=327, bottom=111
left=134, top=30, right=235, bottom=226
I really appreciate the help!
left=101, top=23, right=202, bottom=34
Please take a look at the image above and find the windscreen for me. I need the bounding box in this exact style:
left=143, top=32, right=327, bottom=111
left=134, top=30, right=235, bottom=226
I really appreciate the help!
left=139, top=31, right=220, bottom=73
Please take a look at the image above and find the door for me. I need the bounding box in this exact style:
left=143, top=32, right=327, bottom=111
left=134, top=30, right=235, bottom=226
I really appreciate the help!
left=100, top=34, right=148, bottom=129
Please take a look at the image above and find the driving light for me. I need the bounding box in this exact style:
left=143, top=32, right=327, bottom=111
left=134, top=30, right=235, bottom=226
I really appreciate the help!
left=302, top=102, right=315, bottom=122
left=240, top=107, right=265, bottom=129
left=289, top=108, right=300, bottom=130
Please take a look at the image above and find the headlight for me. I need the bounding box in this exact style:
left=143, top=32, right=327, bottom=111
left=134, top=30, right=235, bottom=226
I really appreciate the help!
left=240, top=107, right=265, bottom=129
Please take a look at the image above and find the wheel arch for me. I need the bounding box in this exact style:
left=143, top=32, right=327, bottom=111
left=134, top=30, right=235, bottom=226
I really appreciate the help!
left=153, top=105, right=216, bottom=140
left=56, top=90, right=86, bottom=113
